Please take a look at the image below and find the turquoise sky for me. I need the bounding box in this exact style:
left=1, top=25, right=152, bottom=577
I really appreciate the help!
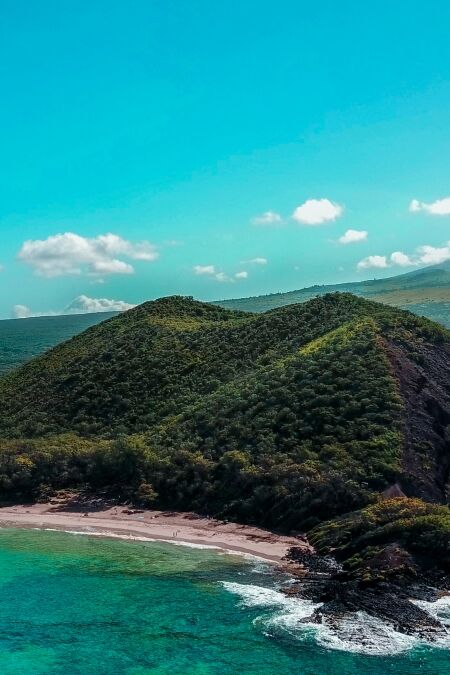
left=1, top=0, right=450, bottom=318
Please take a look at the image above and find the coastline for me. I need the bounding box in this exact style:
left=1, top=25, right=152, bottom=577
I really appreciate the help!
left=0, top=502, right=311, bottom=564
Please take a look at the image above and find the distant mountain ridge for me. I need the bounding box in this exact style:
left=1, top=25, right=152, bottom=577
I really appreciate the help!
left=215, top=262, right=450, bottom=327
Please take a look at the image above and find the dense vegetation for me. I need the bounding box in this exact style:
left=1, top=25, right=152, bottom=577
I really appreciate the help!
left=310, top=497, right=450, bottom=577
left=0, top=294, right=445, bottom=438
left=1, top=263, right=448, bottom=381
left=0, top=293, right=449, bottom=574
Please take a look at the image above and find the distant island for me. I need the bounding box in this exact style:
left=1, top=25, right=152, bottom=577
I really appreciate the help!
left=0, top=292, right=448, bottom=639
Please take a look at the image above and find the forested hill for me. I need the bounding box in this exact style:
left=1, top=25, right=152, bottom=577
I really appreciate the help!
left=0, top=293, right=447, bottom=439
left=0, top=293, right=449, bottom=582
left=0, top=262, right=448, bottom=379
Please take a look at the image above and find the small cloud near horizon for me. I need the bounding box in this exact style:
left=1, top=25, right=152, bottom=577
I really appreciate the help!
left=193, top=264, right=248, bottom=283
left=357, top=240, right=450, bottom=270
left=357, top=255, right=388, bottom=270
left=11, top=295, right=136, bottom=319
left=241, top=257, right=268, bottom=265
left=251, top=211, right=282, bottom=226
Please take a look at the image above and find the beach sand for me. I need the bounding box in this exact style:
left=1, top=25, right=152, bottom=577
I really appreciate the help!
left=0, top=501, right=311, bottom=563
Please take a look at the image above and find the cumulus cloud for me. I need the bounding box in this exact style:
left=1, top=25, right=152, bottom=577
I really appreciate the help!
left=12, top=304, right=32, bottom=319
left=193, top=265, right=229, bottom=282
left=409, top=197, right=450, bottom=215
left=357, top=241, right=450, bottom=271
left=389, top=244, right=450, bottom=267
left=11, top=295, right=136, bottom=319
left=193, top=264, right=248, bottom=283
left=18, top=232, right=159, bottom=278
left=338, top=229, right=368, bottom=244
left=251, top=211, right=282, bottom=226
left=357, top=255, right=388, bottom=270
left=193, top=265, right=216, bottom=275
left=292, top=198, right=343, bottom=225
left=390, top=251, right=415, bottom=267
left=65, top=295, right=136, bottom=313
left=417, top=244, right=450, bottom=265
left=241, top=257, right=268, bottom=265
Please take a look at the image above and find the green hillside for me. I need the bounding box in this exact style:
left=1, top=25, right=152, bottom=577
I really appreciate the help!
left=215, top=262, right=450, bottom=327
left=0, top=264, right=448, bottom=379
left=0, top=294, right=449, bottom=579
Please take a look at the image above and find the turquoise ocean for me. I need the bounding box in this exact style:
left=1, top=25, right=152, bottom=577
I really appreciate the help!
left=0, top=528, right=448, bottom=674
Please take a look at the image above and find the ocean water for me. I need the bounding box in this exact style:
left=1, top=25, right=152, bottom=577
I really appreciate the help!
left=0, top=529, right=448, bottom=674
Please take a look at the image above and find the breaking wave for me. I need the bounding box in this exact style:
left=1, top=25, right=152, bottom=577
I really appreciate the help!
left=221, top=581, right=450, bottom=656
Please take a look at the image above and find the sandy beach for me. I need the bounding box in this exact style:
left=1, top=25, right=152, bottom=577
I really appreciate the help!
left=0, top=501, right=311, bottom=563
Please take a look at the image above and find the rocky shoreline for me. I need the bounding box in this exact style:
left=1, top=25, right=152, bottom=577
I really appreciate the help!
left=282, top=547, right=450, bottom=640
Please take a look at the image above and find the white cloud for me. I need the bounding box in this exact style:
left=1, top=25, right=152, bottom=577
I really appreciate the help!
left=409, top=197, right=450, bottom=215
left=390, top=251, right=415, bottom=267
left=357, top=255, right=388, bottom=270
left=193, top=265, right=216, bottom=275
left=390, top=243, right=450, bottom=267
left=416, top=243, right=450, bottom=265
left=65, top=295, right=136, bottom=313
left=292, top=198, right=343, bottom=225
left=12, top=304, right=32, bottom=319
left=241, top=257, right=268, bottom=265
left=18, top=232, right=159, bottom=278
left=251, top=211, right=282, bottom=226
left=357, top=241, right=450, bottom=271
left=338, top=229, right=368, bottom=244
left=11, top=295, right=135, bottom=319
left=194, top=265, right=249, bottom=283
left=214, top=272, right=230, bottom=282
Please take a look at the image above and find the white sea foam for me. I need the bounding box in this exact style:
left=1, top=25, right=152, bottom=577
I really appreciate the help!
left=221, top=581, right=450, bottom=656
left=221, top=581, right=299, bottom=608
left=411, top=596, right=450, bottom=649
left=412, top=596, right=450, bottom=626
left=313, top=612, right=418, bottom=655
left=220, top=581, right=320, bottom=636
left=41, top=528, right=221, bottom=549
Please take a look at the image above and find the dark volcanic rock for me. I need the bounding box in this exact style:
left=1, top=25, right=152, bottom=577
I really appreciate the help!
left=385, top=340, right=450, bottom=503
left=284, top=547, right=449, bottom=639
